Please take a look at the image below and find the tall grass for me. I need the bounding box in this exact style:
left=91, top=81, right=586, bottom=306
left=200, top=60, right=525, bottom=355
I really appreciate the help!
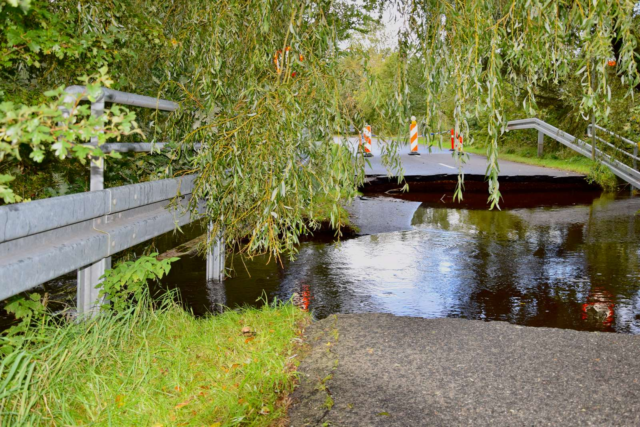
left=0, top=293, right=310, bottom=426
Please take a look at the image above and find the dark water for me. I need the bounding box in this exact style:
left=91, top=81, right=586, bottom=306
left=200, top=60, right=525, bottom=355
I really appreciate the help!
left=161, top=191, right=640, bottom=334
left=4, top=192, right=638, bottom=334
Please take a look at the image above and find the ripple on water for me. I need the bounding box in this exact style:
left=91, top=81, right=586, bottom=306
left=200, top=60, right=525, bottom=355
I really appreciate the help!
left=162, top=193, right=640, bottom=334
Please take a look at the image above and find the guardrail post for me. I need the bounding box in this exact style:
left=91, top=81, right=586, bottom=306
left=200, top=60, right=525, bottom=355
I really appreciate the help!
left=634, top=145, right=639, bottom=194
left=206, top=222, right=225, bottom=282
left=537, top=130, right=544, bottom=157
left=591, top=115, right=596, bottom=161
left=77, top=97, right=109, bottom=317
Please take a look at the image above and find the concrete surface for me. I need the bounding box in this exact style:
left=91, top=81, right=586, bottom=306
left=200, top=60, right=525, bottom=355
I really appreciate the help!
left=344, top=197, right=421, bottom=235
left=340, top=137, right=583, bottom=178
left=289, top=314, right=640, bottom=426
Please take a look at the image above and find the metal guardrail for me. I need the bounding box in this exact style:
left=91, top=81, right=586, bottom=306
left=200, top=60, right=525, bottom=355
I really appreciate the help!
left=506, top=118, right=640, bottom=189
left=0, top=86, right=223, bottom=316
left=101, top=142, right=202, bottom=153
left=0, top=175, right=199, bottom=301
left=587, top=124, right=640, bottom=167
left=62, top=85, right=179, bottom=112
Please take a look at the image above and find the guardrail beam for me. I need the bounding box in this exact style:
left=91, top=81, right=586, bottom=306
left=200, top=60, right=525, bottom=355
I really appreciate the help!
left=0, top=176, right=201, bottom=302
left=0, top=86, right=231, bottom=311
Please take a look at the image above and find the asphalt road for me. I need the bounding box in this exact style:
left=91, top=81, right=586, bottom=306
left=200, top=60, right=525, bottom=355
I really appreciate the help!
left=288, top=314, right=640, bottom=426
left=340, top=137, right=582, bottom=178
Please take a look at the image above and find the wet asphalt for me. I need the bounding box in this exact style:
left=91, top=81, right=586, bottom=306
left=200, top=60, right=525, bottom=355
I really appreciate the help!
left=338, top=137, right=583, bottom=177
left=288, top=314, right=640, bottom=426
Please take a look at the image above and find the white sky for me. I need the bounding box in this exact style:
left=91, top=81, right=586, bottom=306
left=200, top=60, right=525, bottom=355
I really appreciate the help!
left=340, top=1, right=403, bottom=50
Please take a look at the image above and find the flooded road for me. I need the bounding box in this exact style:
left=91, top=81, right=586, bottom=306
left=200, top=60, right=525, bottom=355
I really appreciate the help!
left=161, top=192, right=640, bottom=334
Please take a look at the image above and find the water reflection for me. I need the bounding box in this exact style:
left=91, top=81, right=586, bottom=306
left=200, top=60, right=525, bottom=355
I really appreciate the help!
left=161, top=193, right=640, bottom=334
left=205, top=280, right=226, bottom=313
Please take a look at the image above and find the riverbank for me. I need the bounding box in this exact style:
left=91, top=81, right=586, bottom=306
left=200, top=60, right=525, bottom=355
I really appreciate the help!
left=0, top=298, right=310, bottom=426
left=289, top=313, right=640, bottom=426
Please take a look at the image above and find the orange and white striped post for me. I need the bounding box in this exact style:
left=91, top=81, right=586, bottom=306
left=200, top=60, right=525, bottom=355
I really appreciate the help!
left=363, top=124, right=373, bottom=157
left=450, top=129, right=464, bottom=152
left=409, top=116, right=420, bottom=156
left=450, top=129, right=455, bottom=151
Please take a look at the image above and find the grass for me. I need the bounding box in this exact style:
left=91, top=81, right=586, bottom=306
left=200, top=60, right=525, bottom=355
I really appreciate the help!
left=0, top=295, right=311, bottom=426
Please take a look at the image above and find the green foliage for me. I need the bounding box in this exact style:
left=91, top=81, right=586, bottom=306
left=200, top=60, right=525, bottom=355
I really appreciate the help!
left=0, top=71, right=139, bottom=202
left=586, top=162, right=619, bottom=192
left=3, top=293, right=44, bottom=321
left=99, top=253, right=178, bottom=312
left=163, top=2, right=379, bottom=259
left=0, top=293, right=46, bottom=355
left=0, top=0, right=382, bottom=260
left=3, top=0, right=637, bottom=257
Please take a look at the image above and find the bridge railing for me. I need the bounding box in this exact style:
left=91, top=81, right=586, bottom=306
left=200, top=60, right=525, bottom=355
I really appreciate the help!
left=0, top=174, right=199, bottom=301
left=506, top=118, right=640, bottom=189
left=0, top=87, right=223, bottom=316
left=587, top=124, right=639, bottom=171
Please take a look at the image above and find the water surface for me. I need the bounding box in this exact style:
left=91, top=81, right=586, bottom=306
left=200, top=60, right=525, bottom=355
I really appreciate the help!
left=161, top=192, right=640, bottom=334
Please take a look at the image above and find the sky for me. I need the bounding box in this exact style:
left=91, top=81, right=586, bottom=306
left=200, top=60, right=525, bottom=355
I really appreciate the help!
left=338, top=1, right=403, bottom=50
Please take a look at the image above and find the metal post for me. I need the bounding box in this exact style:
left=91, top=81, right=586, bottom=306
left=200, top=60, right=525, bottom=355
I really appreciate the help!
left=591, top=113, right=596, bottom=161
left=634, top=145, right=638, bottom=194
left=206, top=222, right=225, bottom=282
left=591, top=60, right=596, bottom=161
left=537, top=130, right=544, bottom=158
left=77, top=98, right=109, bottom=317
left=77, top=257, right=111, bottom=316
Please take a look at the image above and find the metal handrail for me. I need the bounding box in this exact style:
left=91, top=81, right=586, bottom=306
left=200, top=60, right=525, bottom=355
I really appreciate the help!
left=586, top=124, right=640, bottom=171
left=587, top=124, right=638, bottom=148
left=587, top=134, right=640, bottom=163
left=63, top=85, right=178, bottom=112
left=507, top=118, right=640, bottom=189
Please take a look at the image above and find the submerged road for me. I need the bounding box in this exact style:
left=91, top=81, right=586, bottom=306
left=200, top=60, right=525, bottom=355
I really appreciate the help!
left=341, top=137, right=583, bottom=178
left=289, top=314, right=640, bottom=426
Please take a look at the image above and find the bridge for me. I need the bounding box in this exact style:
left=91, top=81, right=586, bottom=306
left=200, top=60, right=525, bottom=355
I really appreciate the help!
left=1, top=85, right=637, bottom=316
left=359, top=140, right=581, bottom=177
left=347, top=118, right=639, bottom=191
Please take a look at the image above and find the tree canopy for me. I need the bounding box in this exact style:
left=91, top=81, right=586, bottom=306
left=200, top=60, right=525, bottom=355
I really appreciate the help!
left=1, top=0, right=639, bottom=258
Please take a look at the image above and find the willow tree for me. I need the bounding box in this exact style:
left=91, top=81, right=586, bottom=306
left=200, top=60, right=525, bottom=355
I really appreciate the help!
left=2, top=0, right=639, bottom=260
left=388, top=0, right=640, bottom=206
left=157, top=1, right=378, bottom=258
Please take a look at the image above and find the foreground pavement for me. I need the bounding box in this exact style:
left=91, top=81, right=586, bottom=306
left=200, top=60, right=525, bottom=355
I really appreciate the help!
left=289, top=314, right=640, bottom=426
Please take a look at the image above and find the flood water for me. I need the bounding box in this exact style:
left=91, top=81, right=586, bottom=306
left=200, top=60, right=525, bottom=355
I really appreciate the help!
left=160, top=191, right=640, bottom=334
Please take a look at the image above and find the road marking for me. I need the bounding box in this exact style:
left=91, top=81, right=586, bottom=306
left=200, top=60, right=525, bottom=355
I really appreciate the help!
left=438, top=163, right=456, bottom=170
